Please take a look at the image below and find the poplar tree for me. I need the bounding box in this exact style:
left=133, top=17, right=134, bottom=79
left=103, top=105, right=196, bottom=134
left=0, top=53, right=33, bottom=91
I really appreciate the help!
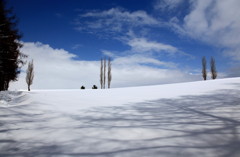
left=100, top=58, right=103, bottom=89
left=103, top=58, right=106, bottom=89
left=210, top=57, right=217, bottom=79
left=26, top=60, right=34, bottom=91
left=107, top=57, right=112, bottom=88
left=202, top=56, right=207, bottom=80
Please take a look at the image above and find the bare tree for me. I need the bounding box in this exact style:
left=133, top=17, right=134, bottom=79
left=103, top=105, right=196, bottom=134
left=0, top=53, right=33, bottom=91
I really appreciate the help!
left=100, top=58, right=103, bottom=89
left=107, top=57, right=112, bottom=88
left=103, top=58, right=106, bottom=89
left=202, top=56, right=207, bottom=80
left=210, top=57, right=217, bottom=79
left=26, top=60, right=34, bottom=91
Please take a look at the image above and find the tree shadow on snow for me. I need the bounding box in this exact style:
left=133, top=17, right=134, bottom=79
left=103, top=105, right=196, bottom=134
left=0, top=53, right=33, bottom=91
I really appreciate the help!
left=0, top=86, right=240, bottom=157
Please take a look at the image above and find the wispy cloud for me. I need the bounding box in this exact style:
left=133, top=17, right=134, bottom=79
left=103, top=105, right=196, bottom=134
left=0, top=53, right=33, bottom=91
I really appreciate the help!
left=128, top=37, right=177, bottom=54
left=74, top=8, right=160, bottom=35
left=122, top=34, right=193, bottom=58
left=154, top=0, right=184, bottom=11
left=113, top=54, right=177, bottom=68
left=101, top=34, right=193, bottom=71
left=72, top=44, right=82, bottom=50
left=101, top=50, right=117, bottom=58
left=74, top=7, right=192, bottom=59
left=100, top=35, right=193, bottom=70
left=55, top=13, right=63, bottom=18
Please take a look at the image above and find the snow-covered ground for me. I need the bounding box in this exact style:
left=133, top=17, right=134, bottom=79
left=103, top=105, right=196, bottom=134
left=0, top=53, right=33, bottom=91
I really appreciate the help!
left=0, top=78, right=240, bottom=157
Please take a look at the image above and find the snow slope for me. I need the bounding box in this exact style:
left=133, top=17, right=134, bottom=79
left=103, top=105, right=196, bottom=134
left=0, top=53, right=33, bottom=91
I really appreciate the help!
left=0, top=78, right=240, bottom=157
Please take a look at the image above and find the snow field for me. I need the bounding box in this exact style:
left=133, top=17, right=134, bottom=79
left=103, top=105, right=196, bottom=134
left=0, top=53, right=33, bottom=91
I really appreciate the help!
left=0, top=77, right=240, bottom=157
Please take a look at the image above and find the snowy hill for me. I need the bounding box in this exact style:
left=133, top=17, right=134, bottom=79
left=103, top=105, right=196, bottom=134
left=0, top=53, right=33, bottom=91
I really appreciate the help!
left=0, top=77, right=240, bottom=157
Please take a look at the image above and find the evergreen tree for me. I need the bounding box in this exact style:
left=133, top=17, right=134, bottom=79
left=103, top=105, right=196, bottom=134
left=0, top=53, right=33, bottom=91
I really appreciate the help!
left=0, top=0, right=26, bottom=90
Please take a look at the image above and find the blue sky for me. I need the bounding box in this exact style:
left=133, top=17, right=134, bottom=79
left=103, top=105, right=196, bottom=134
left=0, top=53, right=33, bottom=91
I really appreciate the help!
left=8, top=0, right=240, bottom=89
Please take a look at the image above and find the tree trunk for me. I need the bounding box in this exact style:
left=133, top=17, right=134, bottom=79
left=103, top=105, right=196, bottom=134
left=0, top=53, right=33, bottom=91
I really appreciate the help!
left=0, top=77, right=4, bottom=91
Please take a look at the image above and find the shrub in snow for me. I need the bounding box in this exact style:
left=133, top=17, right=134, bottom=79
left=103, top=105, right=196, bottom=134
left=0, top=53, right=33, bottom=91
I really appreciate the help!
left=92, top=85, right=97, bottom=89
left=81, top=86, right=85, bottom=89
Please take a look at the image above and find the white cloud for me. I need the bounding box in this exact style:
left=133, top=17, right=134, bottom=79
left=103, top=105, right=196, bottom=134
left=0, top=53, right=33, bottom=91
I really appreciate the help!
left=82, top=8, right=159, bottom=24
left=55, top=13, right=63, bottom=18
left=113, top=55, right=176, bottom=68
left=128, top=37, right=177, bottom=54
left=10, top=42, right=200, bottom=90
left=72, top=44, right=82, bottom=50
left=75, top=8, right=160, bottom=34
left=11, top=42, right=100, bottom=90
left=226, top=64, right=240, bottom=78
left=112, top=65, right=198, bottom=87
left=154, top=0, right=184, bottom=11
left=125, top=37, right=193, bottom=58
left=171, top=0, right=240, bottom=60
left=101, top=50, right=117, bottom=58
